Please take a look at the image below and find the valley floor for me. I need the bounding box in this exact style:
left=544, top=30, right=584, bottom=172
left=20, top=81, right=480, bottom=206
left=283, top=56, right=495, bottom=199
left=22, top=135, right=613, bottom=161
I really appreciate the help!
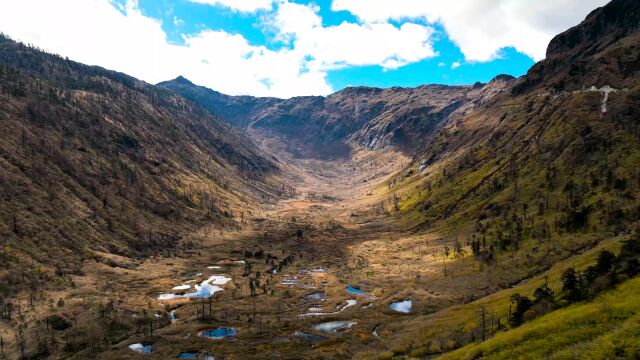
left=0, top=133, right=636, bottom=360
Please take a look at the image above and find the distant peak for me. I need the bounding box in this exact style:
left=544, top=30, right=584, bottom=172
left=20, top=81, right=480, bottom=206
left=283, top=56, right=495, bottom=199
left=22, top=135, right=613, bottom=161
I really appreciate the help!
left=173, top=75, right=194, bottom=85
left=490, top=74, right=516, bottom=83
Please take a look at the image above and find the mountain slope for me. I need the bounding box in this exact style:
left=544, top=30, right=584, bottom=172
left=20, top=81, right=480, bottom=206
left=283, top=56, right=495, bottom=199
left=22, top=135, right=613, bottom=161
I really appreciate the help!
left=351, top=0, right=640, bottom=357
left=513, top=0, right=640, bottom=94
left=0, top=35, right=279, bottom=293
left=159, top=74, right=514, bottom=159
left=396, top=0, right=640, bottom=232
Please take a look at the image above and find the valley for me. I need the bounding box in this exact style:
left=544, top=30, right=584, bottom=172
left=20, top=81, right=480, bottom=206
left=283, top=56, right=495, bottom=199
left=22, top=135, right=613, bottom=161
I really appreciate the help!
left=1, top=0, right=640, bottom=359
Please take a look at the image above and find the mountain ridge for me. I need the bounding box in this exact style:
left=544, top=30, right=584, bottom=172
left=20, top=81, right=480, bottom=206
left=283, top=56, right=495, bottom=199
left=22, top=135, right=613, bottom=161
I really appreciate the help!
left=513, top=0, right=640, bottom=94
left=0, top=34, right=280, bottom=291
left=1, top=0, right=640, bottom=359
left=159, top=73, right=517, bottom=159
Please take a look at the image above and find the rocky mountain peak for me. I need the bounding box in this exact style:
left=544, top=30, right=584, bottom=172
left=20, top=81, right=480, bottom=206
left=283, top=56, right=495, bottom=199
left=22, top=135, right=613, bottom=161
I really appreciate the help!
left=546, top=0, right=640, bottom=58
left=512, top=0, right=640, bottom=94
left=172, top=75, right=195, bottom=85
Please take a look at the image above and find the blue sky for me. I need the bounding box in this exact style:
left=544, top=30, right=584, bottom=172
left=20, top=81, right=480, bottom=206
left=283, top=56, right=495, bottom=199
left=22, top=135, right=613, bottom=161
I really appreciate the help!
left=135, top=0, right=535, bottom=89
left=0, top=0, right=608, bottom=97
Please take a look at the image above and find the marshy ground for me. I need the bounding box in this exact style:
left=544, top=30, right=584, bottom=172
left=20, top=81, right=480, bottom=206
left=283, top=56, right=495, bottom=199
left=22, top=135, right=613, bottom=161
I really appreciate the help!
left=3, top=128, right=631, bottom=360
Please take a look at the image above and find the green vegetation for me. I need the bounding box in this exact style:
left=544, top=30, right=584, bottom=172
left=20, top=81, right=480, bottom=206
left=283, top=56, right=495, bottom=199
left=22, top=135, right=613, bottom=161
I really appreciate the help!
left=440, top=277, right=640, bottom=360
left=362, top=85, right=640, bottom=356
left=1, top=0, right=640, bottom=358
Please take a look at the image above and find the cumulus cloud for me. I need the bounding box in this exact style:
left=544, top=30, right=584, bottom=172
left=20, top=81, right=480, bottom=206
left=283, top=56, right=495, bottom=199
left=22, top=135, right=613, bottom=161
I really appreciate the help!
left=0, top=0, right=329, bottom=97
left=0, top=0, right=439, bottom=97
left=332, top=0, right=609, bottom=61
left=451, top=61, right=460, bottom=70
left=0, top=0, right=603, bottom=97
left=0, top=0, right=437, bottom=98
left=270, top=1, right=436, bottom=70
left=188, top=0, right=273, bottom=12
left=272, top=1, right=322, bottom=36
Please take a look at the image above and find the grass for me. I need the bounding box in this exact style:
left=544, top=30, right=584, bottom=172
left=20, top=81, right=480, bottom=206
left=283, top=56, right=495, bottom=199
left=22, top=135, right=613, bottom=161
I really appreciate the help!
left=439, top=276, right=640, bottom=360
left=349, top=86, right=640, bottom=359
left=356, top=234, right=627, bottom=358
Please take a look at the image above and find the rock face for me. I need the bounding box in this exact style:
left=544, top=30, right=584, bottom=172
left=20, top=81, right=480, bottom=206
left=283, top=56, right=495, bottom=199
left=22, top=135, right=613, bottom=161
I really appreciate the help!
left=512, top=0, right=640, bottom=94
left=157, top=76, right=281, bottom=129
left=159, top=75, right=515, bottom=159
left=158, top=0, right=640, bottom=166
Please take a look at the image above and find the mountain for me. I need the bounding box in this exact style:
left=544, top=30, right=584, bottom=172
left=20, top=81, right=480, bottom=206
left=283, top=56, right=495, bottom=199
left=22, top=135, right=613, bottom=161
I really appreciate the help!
left=159, top=74, right=515, bottom=159
left=1, top=0, right=639, bottom=359
left=352, top=0, right=640, bottom=357
left=513, top=0, right=640, bottom=94
left=399, top=0, right=640, bottom=230
left=0, top=35, right=278, bottom=292
left=157, top=76, right=281, bottom=129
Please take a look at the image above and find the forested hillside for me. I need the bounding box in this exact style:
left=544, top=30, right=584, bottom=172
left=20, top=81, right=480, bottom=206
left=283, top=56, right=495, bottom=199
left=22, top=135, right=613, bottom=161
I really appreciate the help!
left=0, top=35, right=279, bottom=294
left=352, top=0, right=640, bottom=356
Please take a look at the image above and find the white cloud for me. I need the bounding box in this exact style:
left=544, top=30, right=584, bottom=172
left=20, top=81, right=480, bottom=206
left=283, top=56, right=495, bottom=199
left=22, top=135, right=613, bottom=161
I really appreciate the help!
left=451, top=61, right=460, bottom=70
left=332, top=0, right=609, bottom=61
left=188, top=0, right=273, bottom=12
left=292, top=21, right=436, bottom=71
left=0, top=0, right=329, bottom=98
left=0, top=0, right=438, bottom=98
left=270, top=1, right=437, bottom=71
left=272, top=1, right=321, bottom=36
left=437, top=62, right=446, bottom=67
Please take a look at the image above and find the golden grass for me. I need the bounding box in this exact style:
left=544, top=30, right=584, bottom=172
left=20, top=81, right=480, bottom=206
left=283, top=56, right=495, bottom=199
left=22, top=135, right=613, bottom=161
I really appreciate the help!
left=439, top=277, right=640, bottom=360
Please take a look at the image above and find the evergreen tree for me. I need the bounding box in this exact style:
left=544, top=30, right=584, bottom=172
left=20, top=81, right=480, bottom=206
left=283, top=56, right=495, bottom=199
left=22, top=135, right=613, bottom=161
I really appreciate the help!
left=509, top=294, right=533, bottom=327
left=596, top=250, right=616, bottom=274
left=561, top=267, right=583, bottom=302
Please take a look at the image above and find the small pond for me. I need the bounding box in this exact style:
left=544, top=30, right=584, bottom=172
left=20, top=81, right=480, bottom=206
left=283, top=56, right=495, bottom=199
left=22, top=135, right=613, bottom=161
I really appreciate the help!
left=304, top=291, right=326, bottom=301
left=129, top=343, right=153, bottom=354
left=313, top=321, right=357, bottom=334
left=389, top=299, right=413, bottom=314
left=158, top=275, right=232, bottom=300
left=299, top=299, right=356, bottom=317
left=346, top=285, right=366, bottom=296
left=294, top=331, right=329, bottom=342
left=199, top=327, right=238, bottom=340
left=177, top=351, right=215, bottom=359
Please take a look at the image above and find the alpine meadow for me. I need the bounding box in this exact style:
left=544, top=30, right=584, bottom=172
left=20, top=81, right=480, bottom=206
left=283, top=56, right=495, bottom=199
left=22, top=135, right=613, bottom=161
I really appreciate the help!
left=0, top=0, right=639, bottom=359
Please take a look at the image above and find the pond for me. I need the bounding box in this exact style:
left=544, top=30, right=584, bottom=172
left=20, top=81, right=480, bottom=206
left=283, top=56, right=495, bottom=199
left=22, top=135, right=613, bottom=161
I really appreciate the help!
left=177, top=352, right=215, bottom=359
left=313, top=321, right=357, bottom=334
left=304, top=291, right=326, bottom=301
left=299, top=299, right=356, bottom=317
left=158, top=275, right=232, bottom=300
left=294, top=331, right=329, bottom=342
left=346, top=285, right=366, bottom=296
left=128, top=343, right=153, bottom=354
left=389, top=299, right=413, bottom=314
left=199, top=327, right=238, bottom=340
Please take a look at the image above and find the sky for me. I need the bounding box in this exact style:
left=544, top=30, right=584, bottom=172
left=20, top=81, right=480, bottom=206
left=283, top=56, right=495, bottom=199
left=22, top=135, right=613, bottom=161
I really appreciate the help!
left=0, top=0, right=609, bottom=98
